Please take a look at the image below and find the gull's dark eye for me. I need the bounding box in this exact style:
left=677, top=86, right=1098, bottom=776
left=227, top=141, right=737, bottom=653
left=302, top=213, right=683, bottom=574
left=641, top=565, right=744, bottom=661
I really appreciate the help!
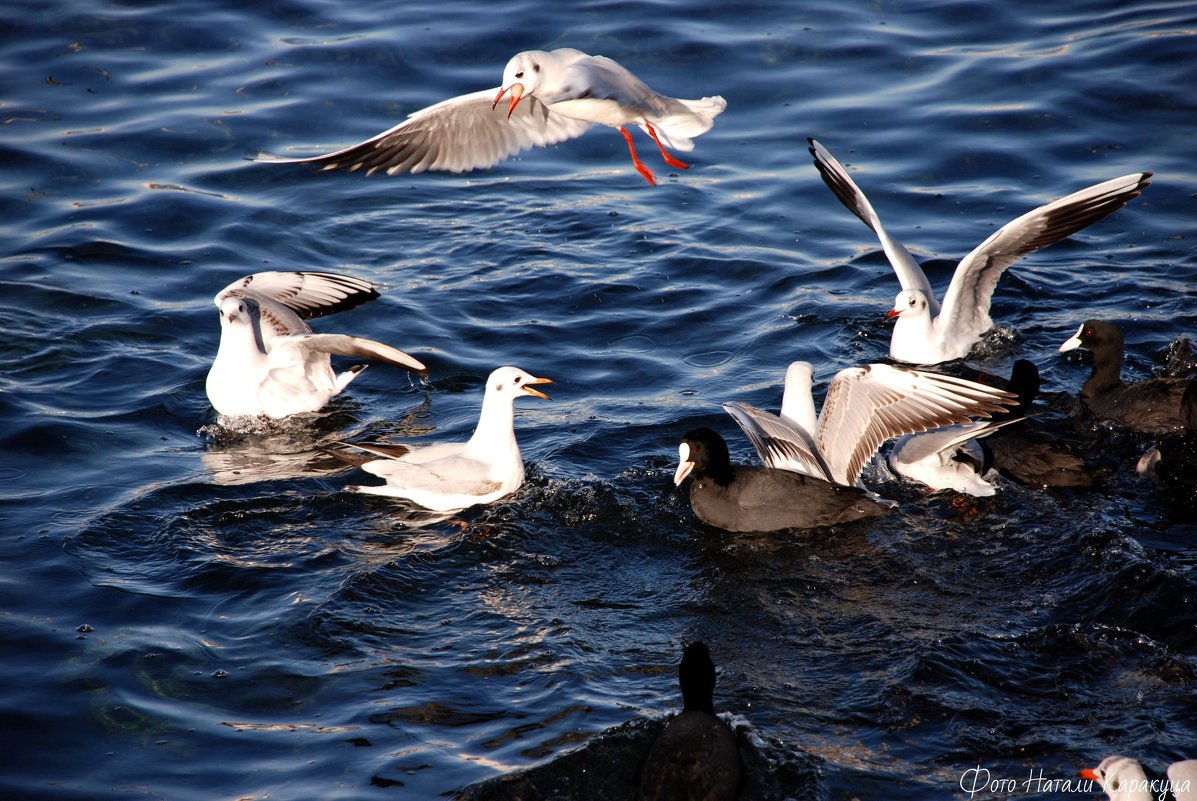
left=514, top=376, right=523, bottom=384
left=515, top=70, right=524, bottom=79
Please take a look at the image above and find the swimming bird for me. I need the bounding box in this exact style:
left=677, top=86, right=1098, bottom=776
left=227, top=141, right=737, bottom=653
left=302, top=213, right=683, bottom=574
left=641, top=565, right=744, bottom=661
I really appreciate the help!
left=1136, top=381, right=1197, bottom=504
left=887, top=419, right=1011, bottom=496
left=259, top=48, right=727, bottom=186
left=1171, top=761, right=1197, bottom=801
left=889, top=359, right=1099, bottom=494
left=339, top=366, right=551, bottom=511
left=637, top=641, right=743, bottom=801
left=206, top=271, right=426, bottom=420
left=720, top=361, right=1017, bottom=489
left=808, top=138, right=1151, bottom=365
left=1080, top=755, right=1197, bottom=801
left=976, top=359, right=1096, bottom=489
left=673, top=427, right=889, bottom=533
left=1059, top=319, right=1193, bottom=434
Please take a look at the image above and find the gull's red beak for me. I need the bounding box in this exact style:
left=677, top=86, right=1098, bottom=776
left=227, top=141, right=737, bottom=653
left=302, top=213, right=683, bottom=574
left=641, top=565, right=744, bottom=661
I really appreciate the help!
left=493, top=83, right=525, bottom=118
left=885, top=308, right=902, bottom=321
left=1078, top=768, right=1100, bottom=781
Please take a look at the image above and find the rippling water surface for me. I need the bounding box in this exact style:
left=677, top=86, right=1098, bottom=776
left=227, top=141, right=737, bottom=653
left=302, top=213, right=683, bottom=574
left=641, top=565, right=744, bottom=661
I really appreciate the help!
left=3, top=1, right=1196, bottom=798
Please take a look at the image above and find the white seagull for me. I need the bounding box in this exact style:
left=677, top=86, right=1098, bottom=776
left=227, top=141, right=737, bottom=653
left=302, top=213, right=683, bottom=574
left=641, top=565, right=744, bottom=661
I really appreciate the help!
left=721, top=361, right=1015, bottom=489
left=340, top=366, right=551, bottom=511
left=1080, top=755, right=1197, bottom=801
left=887, top=418, right=1018, bottom=496
left=258, top=48, right=726, bottom=186
left=808, top=138, right=1151, bottom=364
left=206, top=271, right=426, bottom=420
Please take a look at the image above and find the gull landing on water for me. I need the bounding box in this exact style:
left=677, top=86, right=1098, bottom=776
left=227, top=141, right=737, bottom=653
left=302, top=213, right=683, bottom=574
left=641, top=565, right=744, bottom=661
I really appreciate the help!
left=808, top=138, right=1151, bottom=365
left=205, top=271, right=425, bottom=420
left=721, top=361, right=1017, bottom=490
left=338, top=366, right=551, bottom=512
left=257, top=48, right=726, bottom=186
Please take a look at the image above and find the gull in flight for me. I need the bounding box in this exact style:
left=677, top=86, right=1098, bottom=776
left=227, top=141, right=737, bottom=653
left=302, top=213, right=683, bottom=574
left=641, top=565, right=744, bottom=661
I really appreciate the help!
left=206, top=271, right=425, bottom=420
left=259, top=48, right=727, bottom=186
left=721, top=361, right=1016, bottom=489
left=808, top=138, right=1150, bottom=364
left=338, top=366, right=551, bottom=511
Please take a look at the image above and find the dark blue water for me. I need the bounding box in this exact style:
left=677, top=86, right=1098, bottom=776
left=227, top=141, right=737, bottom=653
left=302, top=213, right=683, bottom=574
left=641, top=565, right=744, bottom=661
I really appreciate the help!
left=2, top=1, right=1196, bottom=798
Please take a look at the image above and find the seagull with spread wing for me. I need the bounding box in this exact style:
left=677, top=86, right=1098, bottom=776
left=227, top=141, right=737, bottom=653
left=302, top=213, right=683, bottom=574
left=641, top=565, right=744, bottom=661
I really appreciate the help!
left=808, top=138, right=1150, bottom=364
left=258, top=48, right=726, bottom=186
left=721, top=361, right=1015, bottom=489
left=206, top=271, right=425, bottom=420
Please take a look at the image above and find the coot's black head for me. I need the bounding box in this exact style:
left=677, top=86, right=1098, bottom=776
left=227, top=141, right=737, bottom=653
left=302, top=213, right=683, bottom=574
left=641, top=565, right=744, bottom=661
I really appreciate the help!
left=674, top=427, right=734, bottom=487
left=679, top=641, right=717, bottom=714
left=1003, top=358, right=1041, bottom=417
left=1068, top=319, right=1125, bottom=356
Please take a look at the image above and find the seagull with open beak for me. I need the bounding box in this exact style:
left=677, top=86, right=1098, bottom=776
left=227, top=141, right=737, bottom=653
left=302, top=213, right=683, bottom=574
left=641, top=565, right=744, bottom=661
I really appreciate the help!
left=336, top=366, right=553, bottom=511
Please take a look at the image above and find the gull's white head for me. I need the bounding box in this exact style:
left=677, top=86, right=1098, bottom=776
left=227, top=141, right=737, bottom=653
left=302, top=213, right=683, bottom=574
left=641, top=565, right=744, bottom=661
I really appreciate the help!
left=487, top=365, right=553, bottom=401
left=1079, top=755, right=1151, bottom=801
left=887, top=289, right=931, bottom=321
left=784, top=361, right=815, bottom=392
left=218, top=296, right=256, bottom=329
left=494, top=50, right=550, bottom=118
left=781, top=360, right=818, bottom=432
left=215, top=296, right=269, bottom=358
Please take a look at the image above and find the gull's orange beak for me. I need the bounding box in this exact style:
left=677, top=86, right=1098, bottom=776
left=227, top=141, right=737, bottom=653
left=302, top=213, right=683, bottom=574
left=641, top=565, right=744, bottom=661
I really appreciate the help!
left=521, top=376, right=552, bottom=400
left=1078, top=768, right=1100, bottom=782
left=493, top=83, right=525, bottom=118
left=885, top=307, right=902, bottom=321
